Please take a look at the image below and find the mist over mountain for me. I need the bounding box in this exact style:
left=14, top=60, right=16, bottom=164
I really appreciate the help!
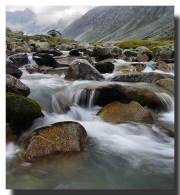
left=62, top=6, right=174, bottom=42
left=6, top=8, right=82, bottom=35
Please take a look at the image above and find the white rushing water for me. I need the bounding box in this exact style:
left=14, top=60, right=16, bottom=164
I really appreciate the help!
left=6, top=55, right=174, bottom=189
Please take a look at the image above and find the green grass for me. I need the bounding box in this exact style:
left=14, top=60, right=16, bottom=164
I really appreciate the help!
left=114, top=40, right=174, bottom=53
left=89, top=41, right=104, bottom=47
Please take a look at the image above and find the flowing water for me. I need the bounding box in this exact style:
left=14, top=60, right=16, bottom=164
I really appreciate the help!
left=6, top=54, right=175, bottom=189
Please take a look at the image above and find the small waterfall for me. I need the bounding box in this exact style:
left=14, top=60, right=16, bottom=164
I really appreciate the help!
left=51, top=90, right=72, bottom=114
left=72, top=89, right=98, bottom=109
left=156, top=92, right=174, bottom=112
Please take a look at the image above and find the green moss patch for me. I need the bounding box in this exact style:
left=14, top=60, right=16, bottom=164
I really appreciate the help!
left=6, top=92, right=44, bottom=134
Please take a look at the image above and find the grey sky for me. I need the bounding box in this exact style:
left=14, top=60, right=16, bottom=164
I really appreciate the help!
left=6, top=6, right=96, bottom=25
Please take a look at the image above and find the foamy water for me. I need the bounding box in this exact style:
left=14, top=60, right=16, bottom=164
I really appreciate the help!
left=6, top=55, right=174, bottom=189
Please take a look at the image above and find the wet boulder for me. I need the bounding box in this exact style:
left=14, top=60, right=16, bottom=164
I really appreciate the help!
left=136, top=52, right=152, bottom=62
left=155, top=61, right=170, bottom=72
left=6, top=60, right=22, bottom=79
left=155, top=78, right=174, bottom=94
left=33, top=53, right=59, bottom=68
left=97, top=101, right=156, bottom=124
left=65, top=59, right=105, bottom=81
left=82, top=84, right=161, bottom=109
left=6, top=74, right=30, bottom=97
left=110, top=72, right=174, bottom=83
left=94, top=62, right=114, bottom=73
left=20, top=121, right=87, bottom=162
left=6, top=92, right=44, bottom=135
left=136, top=46, right=153, bottom=62
left=123, top=49, right=138, bottom=58
left=9, top=53, right=29, bottom=68
left=111, top=46, right=123, bottom=59
left=69, top=49, right=80, bottom=56
left=93, top=46, right=112, bottom=61
left=155, top=45, right=174, bottom=62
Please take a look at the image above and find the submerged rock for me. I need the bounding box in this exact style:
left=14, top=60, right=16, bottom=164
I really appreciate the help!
left=155, top=78, right=174, bottom=94
left=6, top=92, right=44, bottom=135
left=6, top=74, right=30, bottom=97
left=110, top=72, right=174, bottom=83
left=43, top=67, right=68, bottom=75
left=97, top=101, right=156, bottom=124
left=20, top=121, right=87, bottom=162
left=115, top=63, right=146, bottom=73
left=65, top=59, right=105, bottom=81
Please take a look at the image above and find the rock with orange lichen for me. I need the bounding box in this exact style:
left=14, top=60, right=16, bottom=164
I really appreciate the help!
left=20, top=121, right=87, bottom=162
left=97, top=101, right=157, bottom=124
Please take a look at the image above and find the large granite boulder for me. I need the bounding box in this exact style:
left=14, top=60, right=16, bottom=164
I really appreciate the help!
left=20, top=121, right=87, bottom=161
left=155, top=78, right=174, bottom=94
left=6, top=74, right=30, bottom=97
left=9, top=53, right=29, bottom=67
left=94, top=62, right=114, bottom=73
left=65, top=59, right=105, bottom=81
left=6, top=60, right=22, bottom=79
left=110, top=72, right=174, bottom=83
left=6, top=92, right=44, bottom=135
left=97, top=101, right=157, bottom=124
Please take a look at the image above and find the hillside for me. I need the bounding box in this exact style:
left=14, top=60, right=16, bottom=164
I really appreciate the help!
left=62, top=6, right=174, bottom=42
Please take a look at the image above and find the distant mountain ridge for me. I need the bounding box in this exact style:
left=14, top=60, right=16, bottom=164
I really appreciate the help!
left=62, top=6, right=174, bottom=42
left=6, top=8, right=82, bottom=35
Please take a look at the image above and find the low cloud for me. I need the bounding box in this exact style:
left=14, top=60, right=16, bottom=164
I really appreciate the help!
left=6, top=6, right=96, bottom=26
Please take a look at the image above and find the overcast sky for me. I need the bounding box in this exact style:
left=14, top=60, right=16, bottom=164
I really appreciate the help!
left=6, top=6, right=96, bottom=25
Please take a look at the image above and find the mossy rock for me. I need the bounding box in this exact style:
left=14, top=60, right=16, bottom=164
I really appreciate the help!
left=6, top=92, right=44, bottom=135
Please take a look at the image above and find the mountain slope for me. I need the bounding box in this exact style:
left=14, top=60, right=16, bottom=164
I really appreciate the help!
left=62, top=6, right=174, bottom=42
